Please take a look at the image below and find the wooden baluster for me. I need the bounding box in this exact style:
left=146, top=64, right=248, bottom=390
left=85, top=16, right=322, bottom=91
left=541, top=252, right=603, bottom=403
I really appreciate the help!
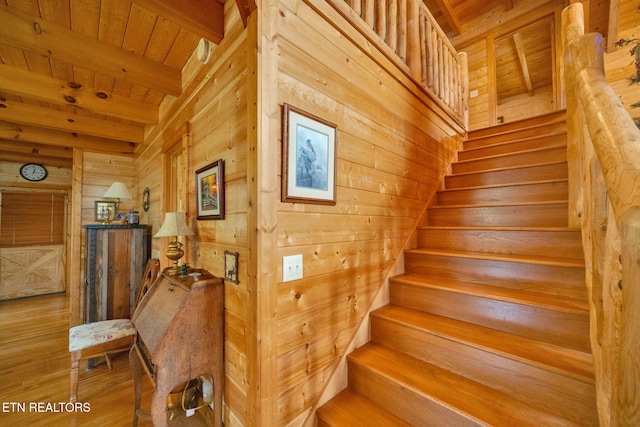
left=350, top=0, right=361, bottom=18
left=387, top=0, right=397, bottom=52
left=397, top=0, right=407, bottom=62
left=406, top=0, right=420, bottom=78
left=437, top=36, right=444, bottom=100
left=363, top=0, right=374, bottom=27
left=425, top=17, right=433, bottom=90
left=375, top=0, right=386, bottom=40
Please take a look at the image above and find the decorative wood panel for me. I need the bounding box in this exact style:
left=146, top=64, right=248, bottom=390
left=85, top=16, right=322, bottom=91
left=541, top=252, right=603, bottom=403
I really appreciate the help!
left=0, top=245, right=65, bottom=300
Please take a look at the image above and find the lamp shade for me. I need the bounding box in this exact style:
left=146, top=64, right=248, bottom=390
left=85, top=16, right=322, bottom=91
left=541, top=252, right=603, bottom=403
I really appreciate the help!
left=154, top=212, right=195, bottom=237
left=103, top=182, right=132, bottom=200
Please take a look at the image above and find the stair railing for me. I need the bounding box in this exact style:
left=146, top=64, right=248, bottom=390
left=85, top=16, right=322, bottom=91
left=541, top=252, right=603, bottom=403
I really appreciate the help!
left=325, top=0, right=468, bottom=127
left=562, top=3, right=640, bottom=426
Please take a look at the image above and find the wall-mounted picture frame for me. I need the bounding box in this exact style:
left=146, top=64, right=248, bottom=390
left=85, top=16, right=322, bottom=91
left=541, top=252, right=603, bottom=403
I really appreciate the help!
left=196, top=159, right=225, bottom=220
left=282, top=103, right=337, bottom=205
left=95, top=201, right=116, bottom=222
left=224, top=250, right=239, bottom=284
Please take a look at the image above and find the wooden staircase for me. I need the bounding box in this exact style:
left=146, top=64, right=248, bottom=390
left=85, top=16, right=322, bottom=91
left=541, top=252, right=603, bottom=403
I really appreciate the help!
left=316, top=112, right=598, bottom=426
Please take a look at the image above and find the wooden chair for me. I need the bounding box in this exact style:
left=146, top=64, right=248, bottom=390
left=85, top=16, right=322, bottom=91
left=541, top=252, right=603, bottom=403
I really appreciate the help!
left=69, top=258, right=160, bottom=402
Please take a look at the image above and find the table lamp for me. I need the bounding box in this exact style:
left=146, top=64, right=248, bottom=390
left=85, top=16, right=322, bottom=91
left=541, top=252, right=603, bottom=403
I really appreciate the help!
left=154, top=212, right=195, bottom=275
left=102, top=182, right=132, bottom=222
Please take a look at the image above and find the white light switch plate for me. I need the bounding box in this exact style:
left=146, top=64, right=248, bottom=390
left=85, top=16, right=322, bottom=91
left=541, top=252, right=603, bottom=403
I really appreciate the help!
left=283, top=254, right=303, bottom=282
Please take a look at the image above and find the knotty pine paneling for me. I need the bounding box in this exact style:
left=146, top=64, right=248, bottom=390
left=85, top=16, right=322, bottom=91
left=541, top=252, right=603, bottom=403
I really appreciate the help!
left=274, top=0, right=463, bottom=424
left=133, top=0, right=464, bottom=424
left=464, top=0, right=640, bottom=130
left=605, top=0, right=640, bottom=124
left=134, top=2, right=251, bottom=424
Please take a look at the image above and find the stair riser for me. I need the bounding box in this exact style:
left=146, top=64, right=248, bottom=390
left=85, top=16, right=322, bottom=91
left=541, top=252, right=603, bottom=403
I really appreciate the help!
left=452, top=147, right=566, bottom=174
left=428, top=204, right=568, bottom=227
left=459, top=134, right=567, bottom=161
left=445, top=163, right=568, bottom=189
left=416, top=228, right=583, bottom=260
left=466, top=122, right=567, bottom=149
left=370, top=315, right=597, bottom=425
left=437, top=181, right=568, bottom=205
left=348, top=358, right=481, bottom=427
left=389, top=281, right=591, bottom=351
left=404, top=252, right=586, bottom=296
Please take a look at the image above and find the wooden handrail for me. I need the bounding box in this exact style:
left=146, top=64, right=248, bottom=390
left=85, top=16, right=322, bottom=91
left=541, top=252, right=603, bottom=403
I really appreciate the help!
left=326, top=0, right=468, bottom=127
left=562, top=3, right=640, bottom=426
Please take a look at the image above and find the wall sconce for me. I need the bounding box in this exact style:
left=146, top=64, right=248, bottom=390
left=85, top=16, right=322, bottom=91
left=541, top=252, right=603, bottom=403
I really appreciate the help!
left=154, top=212, right=195, bottom=276
left=102, top=182, right=132, bottom=220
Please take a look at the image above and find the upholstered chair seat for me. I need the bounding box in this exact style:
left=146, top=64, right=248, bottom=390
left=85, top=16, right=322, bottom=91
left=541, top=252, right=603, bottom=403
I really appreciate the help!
left=69, top=258, right=159, bottom=402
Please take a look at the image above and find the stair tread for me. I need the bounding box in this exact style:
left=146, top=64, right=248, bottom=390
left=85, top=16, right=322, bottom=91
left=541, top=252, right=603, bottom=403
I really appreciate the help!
left=405, top=247, right=584, bottom=268
left=447, top=160, right=567, bottom=177
left=317, top=388, right=412, bottom=427
left=429, top=199, right=568, bottom=209
left=467, top=111, right=566, bottom=140
left=438, top=178, right=568, bottom=192
left=391, top=273, right=589, bottom=313
left=418, top=225, right=581, bottom=232
left=349, top=342, right=580, bottom=426
left=457, top=144, right=567, bottom=164
left=372, top=304, right=595, bottom=383
left=462, top=135, right=567, bottom=156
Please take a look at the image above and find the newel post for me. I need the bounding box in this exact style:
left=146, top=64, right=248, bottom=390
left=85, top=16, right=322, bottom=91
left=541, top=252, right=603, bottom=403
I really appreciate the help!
left=616, top=207, right=640, bottom=427
left=561, top=2, right=585, bottom=229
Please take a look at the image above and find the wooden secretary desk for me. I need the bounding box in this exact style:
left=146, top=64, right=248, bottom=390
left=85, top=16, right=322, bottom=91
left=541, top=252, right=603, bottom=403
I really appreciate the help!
left=130, top=269, right=224, bottom=427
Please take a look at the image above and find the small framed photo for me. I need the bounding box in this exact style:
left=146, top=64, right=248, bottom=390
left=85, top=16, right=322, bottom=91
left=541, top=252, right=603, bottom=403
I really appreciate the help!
left=224, top=250, right=239, bottom=284
left=282, top=103, right=337, bottom=205
left=95, top=201, right=116, bottom=222
left=196, top=159, right=225, bottom=220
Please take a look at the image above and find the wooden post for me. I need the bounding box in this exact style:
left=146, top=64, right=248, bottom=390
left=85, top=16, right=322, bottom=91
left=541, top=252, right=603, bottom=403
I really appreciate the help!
left=617, top=207, right=640, bottom=427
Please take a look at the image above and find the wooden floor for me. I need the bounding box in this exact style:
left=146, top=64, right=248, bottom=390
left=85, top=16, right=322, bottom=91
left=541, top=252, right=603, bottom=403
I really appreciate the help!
left=0, top=293, right=154, bottom=426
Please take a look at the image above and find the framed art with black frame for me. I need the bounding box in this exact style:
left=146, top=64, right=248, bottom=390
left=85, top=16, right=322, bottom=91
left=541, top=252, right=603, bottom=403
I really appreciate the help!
left=281, top=103, right=337, bottom=205
left=196, top=159, right=225, bottom=220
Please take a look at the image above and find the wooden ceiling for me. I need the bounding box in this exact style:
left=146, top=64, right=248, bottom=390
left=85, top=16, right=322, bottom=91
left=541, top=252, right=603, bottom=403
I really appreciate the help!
left=0, top=0, right=619, bottom=170
left=0, top=0, right=256, bottom=169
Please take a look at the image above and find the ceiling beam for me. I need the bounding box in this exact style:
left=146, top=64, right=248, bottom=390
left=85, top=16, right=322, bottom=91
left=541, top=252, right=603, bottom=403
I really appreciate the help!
left=0, top=121, right=135, bottom=155
left=513, top=32, right=534, bottom=96
left=133, top=0, right=224, bottom=44
left=0, top=64, right=158, bottom=124
left=432, top=0, right=462, bottom=35
left=0, top=149, right=73, bottom=168
left=0, top=4, right=182, bottom=96
left=453, top=0, right=558, bottom=49
left=0, top=100, right=145, bottom=143
left=0, top=140, right=73, bottom=169
left=236, top=0, right=258, bottom=27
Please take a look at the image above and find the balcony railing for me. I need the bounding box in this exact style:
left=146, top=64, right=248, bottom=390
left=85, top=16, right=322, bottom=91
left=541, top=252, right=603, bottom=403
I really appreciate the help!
left=328, top=0, right=468, bottom=127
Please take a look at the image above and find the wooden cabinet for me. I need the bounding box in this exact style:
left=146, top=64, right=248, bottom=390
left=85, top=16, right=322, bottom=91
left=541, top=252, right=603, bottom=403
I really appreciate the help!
left=130, top=269, right=224, bottom=426
left=84, top=224, right=150, bottom=322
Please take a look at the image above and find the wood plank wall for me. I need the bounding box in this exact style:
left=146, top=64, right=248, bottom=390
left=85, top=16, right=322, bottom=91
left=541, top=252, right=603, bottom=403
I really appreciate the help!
left=605, top=0, right=640, bottom=126
left=460, top=0, right=640, bottom=130
left=135, top=3, right=254, bottom=425
left=269, top=0, right=464, bottom=424
left=69, top=151, right=135, bottom=326
left=134, top=0, right=464, bottom=425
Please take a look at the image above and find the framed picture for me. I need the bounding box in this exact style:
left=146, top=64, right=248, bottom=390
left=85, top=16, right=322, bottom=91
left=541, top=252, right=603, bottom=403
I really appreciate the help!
left=224, top=250, right=239, bottom=284
left=282, top=103, right=337, bottom=205
left=95, top=201, right=116, bottom=222
left=196, top=159, right=225, bottom=220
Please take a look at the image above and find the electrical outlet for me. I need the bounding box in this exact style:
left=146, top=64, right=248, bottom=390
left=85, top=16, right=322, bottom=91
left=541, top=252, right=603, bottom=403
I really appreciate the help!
left=283, top=254, right=303, bottom=282
left=469, top=89, right=479, bottom=98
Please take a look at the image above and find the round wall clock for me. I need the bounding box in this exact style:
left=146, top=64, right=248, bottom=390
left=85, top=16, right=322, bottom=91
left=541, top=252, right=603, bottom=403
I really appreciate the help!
left=19, top=163, right=48, bottom=182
